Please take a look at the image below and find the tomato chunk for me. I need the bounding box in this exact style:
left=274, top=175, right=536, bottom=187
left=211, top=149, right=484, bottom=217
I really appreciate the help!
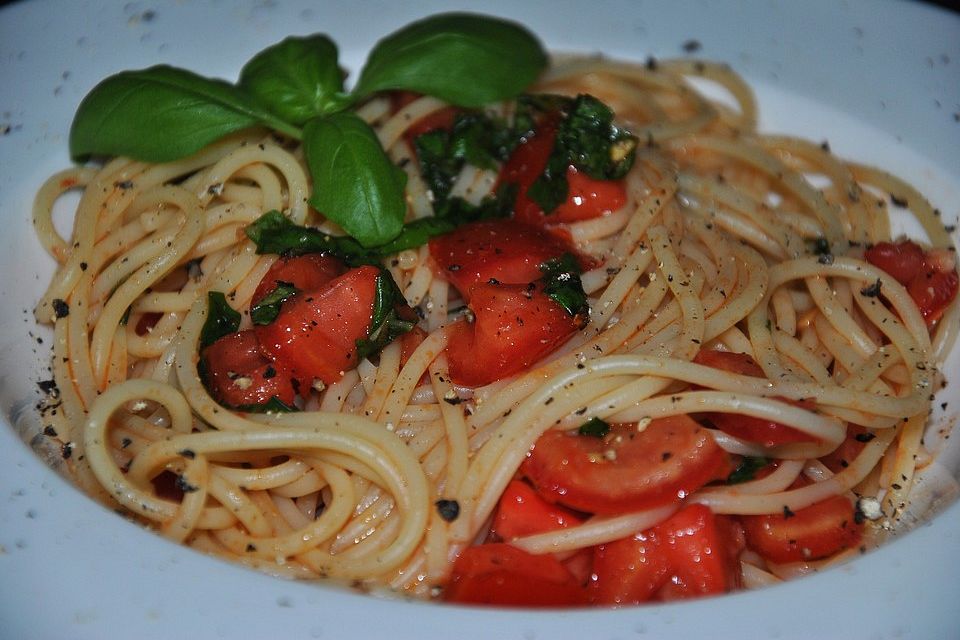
left=445, top=543, right=586, bottom=607
left=591, top=504, right=744, bottom=605
left=254, top=265, right=379, bottom=386
left=202, top=330, right=297, bottom=407
left=865, top=240, right=959, bottom=328
left=428, top=219, right=571, bottom=300
left=522, top=415, right=733, bottom=515
left=740, top=494, right=862, bottom=564
left=446, top=281, right=580, bottom=387
left=693, top=350, right=816, bottom=447
left=864, top=241, right=925, bottom=285
left=907, top=269, right=959, bottom=326
left=492, top=480, right=585, bottom=541
left=500, top=120, right=626, bottom=225
left=251, top=254, right=347, bottom=308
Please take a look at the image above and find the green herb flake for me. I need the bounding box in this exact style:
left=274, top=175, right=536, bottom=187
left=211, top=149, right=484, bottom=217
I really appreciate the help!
left=578, top=417, right=611, bottom=438
left=250, top=281, right=300, bottom=325
left=727, top=456, right=770, bottom=484
left=540, top=253, right=589, bottom=318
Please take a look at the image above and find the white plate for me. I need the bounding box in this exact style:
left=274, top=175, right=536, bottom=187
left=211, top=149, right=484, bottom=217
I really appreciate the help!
left=2, top=1, right=959, bottom=638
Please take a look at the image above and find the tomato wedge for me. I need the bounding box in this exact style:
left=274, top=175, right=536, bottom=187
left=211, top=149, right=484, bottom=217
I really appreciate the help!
left=865, top=240, right=959, bottom=328
left=693, top=350, right=816, bottom=447
left=428, top=219, right=572, bottom=300
left=522, top=415, right=733, bottom=515
left=445, top=281, right=581, bottom=387
left=254, top=265, right=379, bottom=386
left=500, top=119, right=626, bottom=225
left=740, top=494, right=862, bottom=563
left=591, top=504, right=744, bottom=605
left=492, top=480, right=585, bottom=541
left=445, top=543, right=586, bottom=607
left=202, top=330, right=297, bottom=407
left=251, top=254, right=346, bottom=308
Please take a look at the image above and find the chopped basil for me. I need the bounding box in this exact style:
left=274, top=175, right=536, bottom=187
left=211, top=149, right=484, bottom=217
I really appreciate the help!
left=578, top=417, right=610, bottom=438
left=354, top=270, right=416, bottom=361
left=245, top=210, right=374, bottom=265
left=200, top=291, right=241, bottom=349
left=232, top=396, right=299, bottom=413
left=415, top=111, right=520, bottom=204
left=250, top=281, right=299, bottom=325
left=727, top=456, right=770, bottom=484
left=540, top=253, right=589, bottom=318
left=525, top=94, right=638, bottom=213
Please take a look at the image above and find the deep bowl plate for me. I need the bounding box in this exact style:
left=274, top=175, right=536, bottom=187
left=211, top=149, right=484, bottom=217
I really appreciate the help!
left=1, top=1, right=959, bottom=638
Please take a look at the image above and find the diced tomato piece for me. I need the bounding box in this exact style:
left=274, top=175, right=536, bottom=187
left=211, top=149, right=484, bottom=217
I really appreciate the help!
left=907, top=269, right=959, bottom=327
left=864, top=241, right=925, bottom=285
left=590, top=504, right=744, bottom=605
left=819, top=424, right=869, bottom=474
left=202, top=330, right=297, bottom=407
left=254, top=265, right=379, bottom=386
left=492, top=480, right=585, bottom=541
left=693, top=350, right=816, bottom=447
left=445, top=281, right=581, bottom=387
left=445, top=543, right=586, bottom=607
left=522, top=415, right=733, bottom=515
left=428, top=219, right=571, bottom=301
left=740, top=494, right=862, bottom=564
left=865, top=240, right=959, bottom=329
left=500, top=120, right=627, bottom=225
left=251, top=254, right=346, bottom=308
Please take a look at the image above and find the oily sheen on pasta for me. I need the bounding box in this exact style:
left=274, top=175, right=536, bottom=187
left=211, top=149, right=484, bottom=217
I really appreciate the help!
left=33, top=49, right=958, bottom=605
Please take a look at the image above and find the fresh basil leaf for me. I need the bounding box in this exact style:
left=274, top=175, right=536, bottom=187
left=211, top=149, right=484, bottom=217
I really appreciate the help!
left=540, top=253, right=588, bottom=318
left=303, top=112, right=407, bottom=248
left=245, top=210, right=376, bottom=265
left=353, top=13, right=547, bottom=108
left=250, top=281, right=299, bottom=325
left=239, top=35, right=348, bottom=126
left=355, top=270, right=416, bottom=361
left=200, top=291, right=241, bottom=348
left=727, top=456, right=771, bottom=484
left=69, top=66, right=299, bottom=162
left=578, top=417, right=610, bottom=438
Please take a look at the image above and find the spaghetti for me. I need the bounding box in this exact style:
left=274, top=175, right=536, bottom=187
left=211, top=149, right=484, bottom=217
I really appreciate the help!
left=33, top=47, right=958, bottom=605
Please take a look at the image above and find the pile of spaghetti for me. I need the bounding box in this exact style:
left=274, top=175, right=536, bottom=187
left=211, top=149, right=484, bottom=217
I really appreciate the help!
left=33, top=16, right=959, bottom=607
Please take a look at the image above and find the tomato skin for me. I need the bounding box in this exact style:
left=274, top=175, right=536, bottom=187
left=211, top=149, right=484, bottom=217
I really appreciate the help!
left=500, top=120, right=627, bottom=225
left=445, top=281, right=581, bottom=387
left=445, top=543, right=586, bottom=607
left=202, top=330, right=297, bottom=407
left=522, top=415, right=733, bottom=515
left=492, top=480, right=585, bottom=541
left=251, top=254, right=347, bottom=308
left=254, top=265, right=379, bottom=386
left=819, top=424, right=869, bottom=474
left=907, top=269, right=959, bottom=326
left=428, top=219, right=571, bottom=300
left=865, top=240, right=959, bottom=327
left=590, top=504, right=744, bottom=605
left=740, top=494, right=863, bottom=564
left=693, top=350, right=816, bottom=447
left=864, top=241, right=925, bottom=285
